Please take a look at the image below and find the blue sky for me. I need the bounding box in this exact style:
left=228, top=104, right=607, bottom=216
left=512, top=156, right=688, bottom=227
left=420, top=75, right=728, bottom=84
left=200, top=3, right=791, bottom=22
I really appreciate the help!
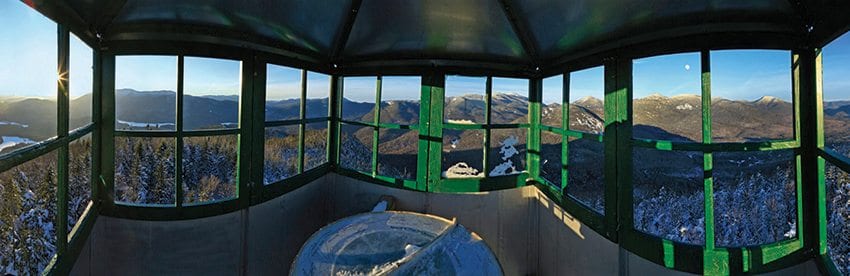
left=3, top=1, right=850, bottom=103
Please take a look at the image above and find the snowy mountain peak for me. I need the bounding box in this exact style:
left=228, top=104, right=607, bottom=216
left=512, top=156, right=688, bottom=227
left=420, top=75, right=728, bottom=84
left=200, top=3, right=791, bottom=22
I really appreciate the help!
left=754, top=96, right=784, bottom=104
left=574, top=96, right=602, bottom=105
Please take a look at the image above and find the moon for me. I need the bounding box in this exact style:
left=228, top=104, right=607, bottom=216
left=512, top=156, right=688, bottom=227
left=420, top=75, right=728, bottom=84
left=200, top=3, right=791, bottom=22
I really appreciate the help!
left=684, top=64, right=691, bottom=71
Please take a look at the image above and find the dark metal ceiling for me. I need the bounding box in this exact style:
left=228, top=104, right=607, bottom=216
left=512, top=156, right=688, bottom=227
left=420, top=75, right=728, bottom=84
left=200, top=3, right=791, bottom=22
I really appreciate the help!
left=28, top=0, right=850, bottom=76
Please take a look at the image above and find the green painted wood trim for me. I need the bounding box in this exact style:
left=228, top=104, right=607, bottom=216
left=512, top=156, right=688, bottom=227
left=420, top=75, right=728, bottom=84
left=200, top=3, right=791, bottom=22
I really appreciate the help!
left=631, top=139, right=798, bottom=152
left=175, top=56, right=185, bottom=207
left=99, top=53, right=116, bottom=209
left=238, top=56, right=259, bottom=207
left=425, top=73, right=445, bottom=192
left=610, top=57, right=630, bottom=240
left=484, top=76, right=493, bottom=176
left=91, top=49, right=102, bottom=208
left=372, top=76, right=381, bottom=176
left=528, top=77, right=542, bottom=182
left=415, top=76, right=432, bottom=191
left=56, top=25, right=70, bottom=257
left=561, top=73, right=570, bottom=192
left=298, top=70, right=307, bottom=173
left=328, top=75, right=342, bottom=169
left=699, top=50, right=725, bottom=274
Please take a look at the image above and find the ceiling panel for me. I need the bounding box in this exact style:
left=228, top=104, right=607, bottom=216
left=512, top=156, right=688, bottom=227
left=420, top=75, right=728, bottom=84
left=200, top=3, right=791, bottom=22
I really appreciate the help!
left=341, top=0, right=528, bottom=62
left=110, top=0, right=352, bottom=55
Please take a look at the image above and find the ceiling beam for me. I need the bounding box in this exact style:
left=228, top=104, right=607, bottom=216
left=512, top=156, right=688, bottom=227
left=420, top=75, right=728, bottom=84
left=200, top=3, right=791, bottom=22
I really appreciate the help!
left=329, top=0, right=364, bottom=63
left=93, top=0, right=128, bottom=37
left=497, top=0, right=539, bottom=65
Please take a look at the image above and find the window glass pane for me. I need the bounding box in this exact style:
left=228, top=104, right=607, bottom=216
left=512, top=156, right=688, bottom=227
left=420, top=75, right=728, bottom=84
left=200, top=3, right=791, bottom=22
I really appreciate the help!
left=183, top=57, right=240, bottom=131
left=713, top=150, right=797, bottom=247
left=378, top=128, right=418, bottom=180
left=542, top=75, right=564, bottom=128
left=183, top=135, right=239, bottom=203
left=304, top=122, right=328, bottom=171
left=633, top=53, right=702, bottom=142
left=380, top=76, right=421, bottom=125
left=569, top=66, right=605, bottom=134
left=265, top=64, right=301, bottom=122
left=566, top=137, right=604, bottom=214
left=824, top=31, right=850, bottom=159
left=540, top=131, right=563, bottom=188
left=488, top=128, right=526, bottom=176
left=491, top=77, right=528, bottom=124
left=445, top=76, right=486, bottom=124
left=442, top=129, right=484, bottom=178
left=342, top=77, right=376, bottom=122
left=0, top=150, right=57, bottom=274
left=182, top=135, right=238, bottom=204
left=825, top=162, right=850, bottom=275
left=340, top=123, right=373, bottom=172
left=711, top=50, right=793, bottom=142
left=306, top=72, right=330, bottom=118
left=68, top=134, right=92, bottom=234
left=69, top=34, right=93, bottom=131
left=0, top=2, right=57, bottom=157
left=264, top=125, right=299, bottom=184
left=633, top=148, right=704, bottom=245
left=114, top=137, right=176, bottom=205
left=115, top=56, right=177, bottom=131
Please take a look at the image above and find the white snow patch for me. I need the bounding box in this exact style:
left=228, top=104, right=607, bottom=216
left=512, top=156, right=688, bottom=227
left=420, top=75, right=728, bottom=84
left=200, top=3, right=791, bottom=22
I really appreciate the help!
left=489, top=135, right=521, bottom=176
left=447, top=119, right=475, bottom=124
left=443, top=162, right=483, bottom=178
left=0, top=136, right=35, bottom=152
left=116, top=119, right=175, bottom=128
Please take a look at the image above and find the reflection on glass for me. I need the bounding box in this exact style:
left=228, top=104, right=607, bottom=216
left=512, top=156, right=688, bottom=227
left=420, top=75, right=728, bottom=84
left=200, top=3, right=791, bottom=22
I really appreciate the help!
left=488, top=129, right=526, bottom=176
left=342, top=77, right=376, bottom=122
left=340, top=123, right=373, bottom=172
left=265, top=64, right=301, bottom=122
left=442, top=129, right=484, bottom=178
left=68, top=134, right=92, bottom=233
left=114, top=137, right=176, bottom=205
left=378, top=128, right=418, bottom=180
left=540, top=131, right=562, bottom=188
left=491, top=77, right=528, bottom=124
left=380, top=76, right=421, bottom=125
left=183, top=57, right=240, bottom=131
left=633, top=53, right=702, bottom=142
left=115, top=56, right=177, bottom=131
left=306, top=72, right=330, bottom=118
left=569, top=66, right=605, bottom=134
left=566, top=137, right=604, bottom=214
left=182, top=135, right=238, bottom=204
left=633, top=148, right=704, bottom=245
left=264, top=125, right=299, bottom=185
left=713, top=150, right=797, bottom=247
left=70, top=34, right=93, bottom=131
left=0, top=2, right=57, bottom=157
left=304, top=122, right=328, bottom=171
left=825, top=162, right=850, bottom=275
left=711, top=50, right=793, bottom=142
left=445, top=76, right=486, bottom=124
left=542, top=75, right=564, bottom=128
left=0, top=150, right=57, bottom=274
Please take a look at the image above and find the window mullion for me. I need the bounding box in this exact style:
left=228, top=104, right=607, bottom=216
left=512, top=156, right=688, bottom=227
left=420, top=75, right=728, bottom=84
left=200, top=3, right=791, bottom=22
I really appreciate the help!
left=56, top=24, right=71, bottom=257
left=484, top=76, right=492, bottom=176
left=298, top=70, right=307, bottom=173
left=175, top=55, right=185, bottom=207
left=372, top=76, right=382, bottom=177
